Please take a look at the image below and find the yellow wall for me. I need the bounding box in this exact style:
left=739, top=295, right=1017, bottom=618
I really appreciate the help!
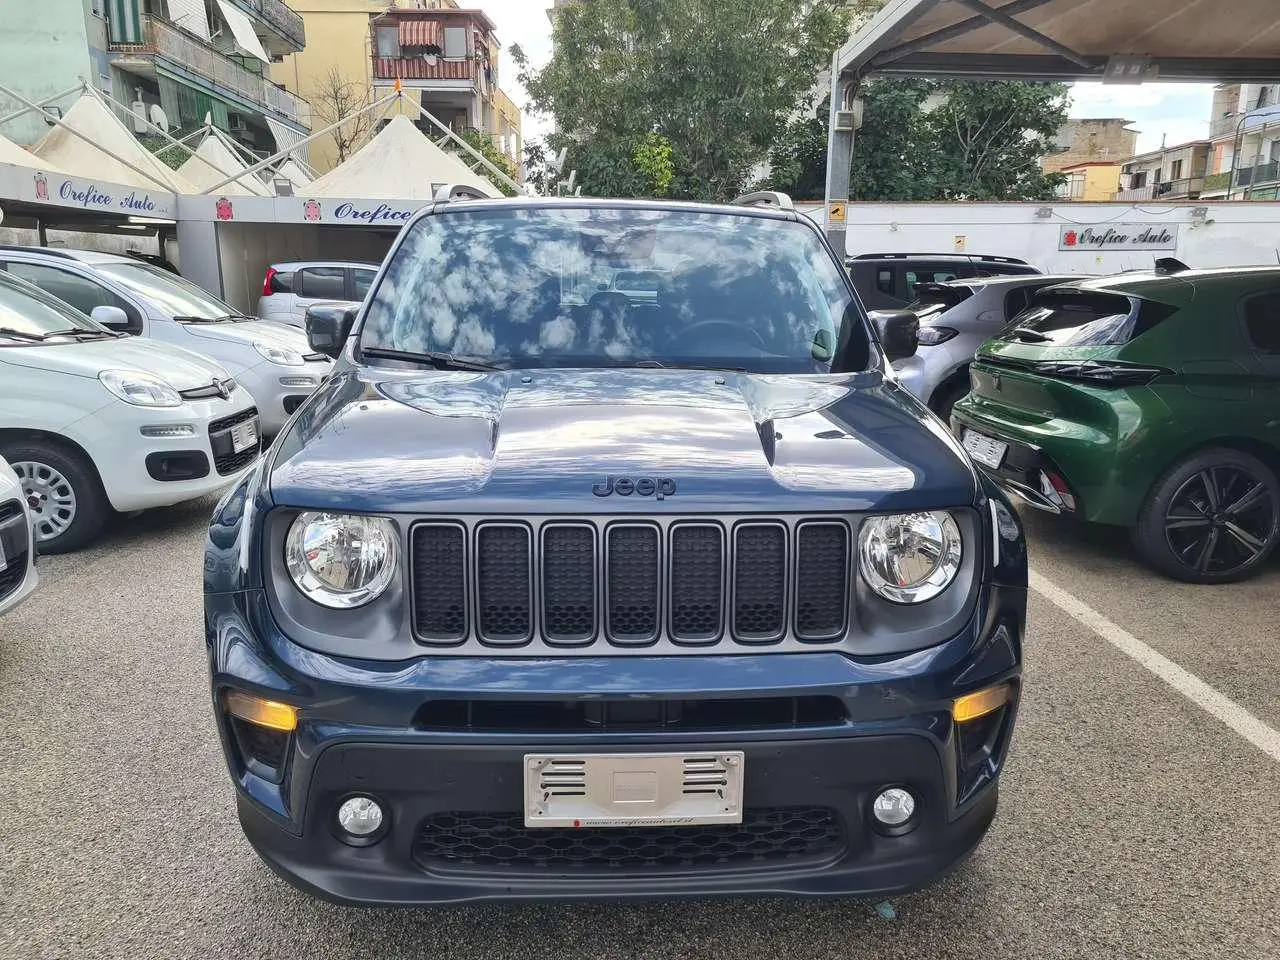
left=1065, top=164, right=1122, bottom=202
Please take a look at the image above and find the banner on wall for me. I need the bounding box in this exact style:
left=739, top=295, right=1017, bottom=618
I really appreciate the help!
left=1059, top=223, right=1179, bottom=251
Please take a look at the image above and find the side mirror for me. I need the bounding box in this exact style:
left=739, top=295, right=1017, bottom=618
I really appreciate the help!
left=811, top=328, right=834, bottom=362
left=306, top=303, right=358, bottom=359
left=871, top=309, right=919, bottom=362
left=90, top=305, right=130, bottom=330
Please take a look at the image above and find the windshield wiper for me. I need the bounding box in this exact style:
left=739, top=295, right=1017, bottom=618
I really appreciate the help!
left=360, top=347, right=507, bottom=372
left=0, top=327, right=48, bottom=342
left=1008, top=327, right=1051, bottom=343
left=173, top=315, right=231, bottom=324
left=42, top=328, right=120, bottom=340
left=625, top=360, right=749, bottom=372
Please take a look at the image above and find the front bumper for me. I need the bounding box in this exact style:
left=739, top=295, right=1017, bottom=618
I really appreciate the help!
left=236, top=360, right=331, bottom=436
left=207, top=587, right=1023, bottom=905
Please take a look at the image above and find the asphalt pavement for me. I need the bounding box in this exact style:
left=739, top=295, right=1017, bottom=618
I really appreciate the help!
left=1, top=496, right=1277, bottom=960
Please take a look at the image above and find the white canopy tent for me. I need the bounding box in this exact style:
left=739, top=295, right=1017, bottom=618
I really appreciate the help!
left=275, top=158, right=313, bottom=189
left=0, top=133, right=71, bottom=177
left=32, top=92, right=199, bottom=194
left=304, top=116, right=499, bottom=200
left=176, top=131, right=271, bottom=197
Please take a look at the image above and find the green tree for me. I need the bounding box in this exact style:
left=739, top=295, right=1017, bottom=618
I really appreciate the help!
left=513, top=0, right=849, bottom=200
left=766, top=78, right=1069, bottom=201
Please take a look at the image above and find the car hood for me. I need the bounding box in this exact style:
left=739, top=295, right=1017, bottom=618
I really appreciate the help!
left=180, top=318, right=311, bottom=353
left=270, top=368, right=977, bottom=514
left=0, top=336, right=229, bottom=390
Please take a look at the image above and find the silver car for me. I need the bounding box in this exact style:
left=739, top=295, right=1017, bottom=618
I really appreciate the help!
left=890, top=274, right=1079, bottom=418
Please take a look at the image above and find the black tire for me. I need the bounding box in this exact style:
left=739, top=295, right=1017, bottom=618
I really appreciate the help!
left=930, top=375, right=971, bottom=423
left=1, top=438, right=109, bottom=554
left=1133, top=447, right=1280, bottom=584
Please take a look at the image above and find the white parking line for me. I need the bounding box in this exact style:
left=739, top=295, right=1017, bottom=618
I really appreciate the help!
left=1029, top=570, right=1280, bottom=763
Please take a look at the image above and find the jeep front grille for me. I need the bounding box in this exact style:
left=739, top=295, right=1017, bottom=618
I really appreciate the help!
left=409, top=516, right=853, bottom=652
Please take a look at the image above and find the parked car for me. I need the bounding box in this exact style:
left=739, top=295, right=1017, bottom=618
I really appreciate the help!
left=952, top=265, right=1280, bottom=583
left=0, top=455, right=39, bottom=616
left=847, top=253, right=1042, bottom=310
left=257, top=260, right=379, bottom=326
left=0, top=271, right=261, bottom=552
left=206, top=189, right=1027, bottom=905
left=892, top=274, right=1080, bottom=418
left=0, top=247, right=333, bottom=436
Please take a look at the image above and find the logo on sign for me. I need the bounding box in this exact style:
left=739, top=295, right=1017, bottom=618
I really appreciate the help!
left=215, top=197, right=234, bottom=221
left=333, top=202, right=413, bottom=225
left=303, top=199, right=321, bottom=222
left=33, top=172, right=47, bottom=201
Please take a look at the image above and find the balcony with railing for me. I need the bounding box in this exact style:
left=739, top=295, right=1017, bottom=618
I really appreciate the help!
left=1114, top=177, right=1204, bottom=201
left=109, top=16, right=310, bottom=129
left=1235, top=160, right=1280, bottom=188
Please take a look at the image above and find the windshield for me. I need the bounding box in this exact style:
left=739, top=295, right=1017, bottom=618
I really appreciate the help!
left=360, top=207, right=865, bottom=373
left=905, top=284, right=974, bottom=323
left=0, top=274, right=107, bottom=344
left=97, top=261, right=240, bottom=321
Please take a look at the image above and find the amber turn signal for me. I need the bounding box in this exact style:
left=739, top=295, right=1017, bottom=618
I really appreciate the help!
left=225, top=690, right=298, bottom=732
left=952, top=683, right=1012, bottom=724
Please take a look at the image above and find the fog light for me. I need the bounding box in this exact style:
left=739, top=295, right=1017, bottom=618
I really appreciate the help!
left=279, top=376, right=318, bottom=388
left=337, top=796, right=384, bottom=837
left=872, top=787, right=916, bottom=827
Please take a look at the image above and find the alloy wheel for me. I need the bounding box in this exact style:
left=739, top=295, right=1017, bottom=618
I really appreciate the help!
left=1163, top=466, right=1278, bottom=576
left=13, top=460, right=78, bottom=543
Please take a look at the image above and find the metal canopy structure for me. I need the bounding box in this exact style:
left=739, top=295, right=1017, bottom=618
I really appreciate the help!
left=824, top=0, right=1280, bottom=256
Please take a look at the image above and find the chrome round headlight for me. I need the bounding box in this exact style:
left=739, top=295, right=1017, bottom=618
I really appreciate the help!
left=859, top=511, right=962, bottom=604
left=285, top=512, right=398, bottom=609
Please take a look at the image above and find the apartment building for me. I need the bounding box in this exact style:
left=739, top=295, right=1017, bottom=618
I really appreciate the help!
left=0, top=0, right=310, bottom=156
left=1042, top=118, right=1138, bottom=175
left=274, top=0, right=522, bottom=175
left=1116, top=140, right=1210, bottom=201
left=1202, top=83, right=1280, bottom=200
left=1054, top=160, right=1123, bottom=202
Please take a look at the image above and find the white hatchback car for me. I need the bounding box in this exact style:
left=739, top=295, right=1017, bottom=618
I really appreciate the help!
left=257, top=260, right=377, bottom=327
left=0, top=271, right=261, bottom=553
left=0, top=455, right=39, bottom=615
left=0, top=247, right=333, bottom=436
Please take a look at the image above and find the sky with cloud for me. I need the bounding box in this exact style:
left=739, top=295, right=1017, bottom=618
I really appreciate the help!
left=484, top=3, right=1216, bottom=157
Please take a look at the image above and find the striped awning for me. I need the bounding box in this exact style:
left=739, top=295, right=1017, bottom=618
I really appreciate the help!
left=399, top=19, right=442, bottom=48
left=106, top=0, right=143, bottom=44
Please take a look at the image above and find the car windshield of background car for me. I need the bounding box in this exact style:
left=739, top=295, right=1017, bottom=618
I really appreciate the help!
left=360, top=207, right=866, bottom=373
left=97, top=262, right=242, bottom=322
left=0, top=276, right=106, bottom=343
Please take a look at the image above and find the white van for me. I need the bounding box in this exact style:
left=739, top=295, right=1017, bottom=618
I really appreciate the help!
left=0, top=247, right=333, bottom=436
left=0, top=271, right=261, bottom=552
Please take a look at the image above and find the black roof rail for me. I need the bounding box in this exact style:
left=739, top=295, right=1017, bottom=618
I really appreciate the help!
left=0, top=244, right=78, bottom=260
left=433, top=183, right=493, bottom=203
left=847, top=252, right=1029, bottom=264
left=732, top=191, right=794, bottom=211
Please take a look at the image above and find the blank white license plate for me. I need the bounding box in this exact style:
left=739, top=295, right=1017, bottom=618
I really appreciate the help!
left=524, top=751, right=745, bottom=829
left=230, top=418, right=258, bottom=454
left=963, top=429, right=1008, bottom=469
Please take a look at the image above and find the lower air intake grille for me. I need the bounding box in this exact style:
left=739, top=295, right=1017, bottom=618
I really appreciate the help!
left=607, top=525, right=659, bottom=643
left=795, top=522, right=850, bottom=639
left=733, top=524, right=787, bottom=641
left=475, top=524, right=532, bottom=644
left=412, top=524, right=467, bottom=641
left=0, top=550, right=26, bottom=601
left=413, top=807, right=845, bottom=874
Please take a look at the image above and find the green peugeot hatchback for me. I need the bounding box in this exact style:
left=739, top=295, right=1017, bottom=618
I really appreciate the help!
left=952, top=266, right=1280, bottom=584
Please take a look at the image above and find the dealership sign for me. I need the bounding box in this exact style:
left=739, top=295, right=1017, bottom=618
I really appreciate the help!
left=0, top=161, right=176, bottom=218
left=1059, top=223, right=1178, bottom=251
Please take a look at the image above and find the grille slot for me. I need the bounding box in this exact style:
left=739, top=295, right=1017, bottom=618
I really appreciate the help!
left=795, top=522, right=850, bottom=640
left=0, top=499, right=23, bottom=524
left=733, top=523, right=787, bottom=642
left=413, top=807, right=846, bottom=874
left=682, top=756, right=730, bottom=797
left=412, top=523, right=468, bottom=643
left=606, top=524, right=660, bottom=645
left=541, top=524, right=596, bottom=644
left=669, top=524, right=724, bottom=643
left=536, top=759, right=586, bottom=798
left=475, top=524, right=532, bottom=645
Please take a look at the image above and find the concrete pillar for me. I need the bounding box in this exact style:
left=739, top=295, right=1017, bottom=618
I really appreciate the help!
left=176, top=219, right=223, bottom=300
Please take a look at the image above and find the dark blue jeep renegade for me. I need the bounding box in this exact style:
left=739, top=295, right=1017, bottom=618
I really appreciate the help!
left=204, top=190, right=1026, bottom=905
